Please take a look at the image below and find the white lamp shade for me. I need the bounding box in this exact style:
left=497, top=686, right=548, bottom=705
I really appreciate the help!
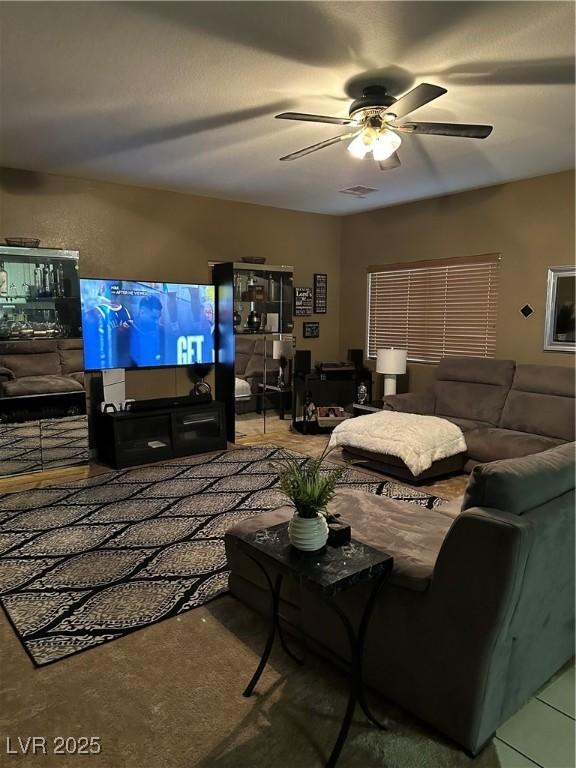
left=273, top=339, right=293, bottom=360
left=376, top=348, right=407, bottom=375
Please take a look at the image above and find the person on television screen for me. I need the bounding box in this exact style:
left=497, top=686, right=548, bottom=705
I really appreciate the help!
left=97, top=282, right=132, bottom=327
left=170, top=287, right=215, bottom=365
left=129, top=295, right=165, bottom=367
left=96, top=282, right=133, bottom=367
left=200, top=298, right=215, bottom=363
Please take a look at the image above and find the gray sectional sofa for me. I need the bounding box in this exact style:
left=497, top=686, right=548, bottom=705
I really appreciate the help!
left=226, top=442, right=576, bottom=755
left=0, top=339, right=85, bottom=397
left=235, top=335, right=279, bottom=413
left=343, top=357, right=575, bottom=481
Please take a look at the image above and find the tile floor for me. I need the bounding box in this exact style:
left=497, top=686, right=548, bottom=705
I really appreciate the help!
left=495, top=660, right=575, bottom=767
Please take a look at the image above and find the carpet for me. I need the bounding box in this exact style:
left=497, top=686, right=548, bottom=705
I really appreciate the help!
left=0, top=594, right=511, bottom=768
left=0, top=445, right=442, bottom=666
left=0, top=415, right=89, bottom=476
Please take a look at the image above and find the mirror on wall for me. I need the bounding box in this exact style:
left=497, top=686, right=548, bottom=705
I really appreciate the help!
left=0, top=246, right=88, bottom=478
left=232, top=263, right=294, bottom=438
left=544, top=266, right=576, bottom=352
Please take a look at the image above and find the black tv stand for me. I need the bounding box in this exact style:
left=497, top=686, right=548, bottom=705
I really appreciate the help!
left=95, top=399, right=226, bottom=469
left=128, top=393, right=212, bottom=413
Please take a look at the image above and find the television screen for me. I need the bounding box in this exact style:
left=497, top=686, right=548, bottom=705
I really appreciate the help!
left=80, top=279, right=215, bottom=370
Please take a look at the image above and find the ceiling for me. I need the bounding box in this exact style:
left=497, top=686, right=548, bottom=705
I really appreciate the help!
left=0, top=1, right=574, bottom=215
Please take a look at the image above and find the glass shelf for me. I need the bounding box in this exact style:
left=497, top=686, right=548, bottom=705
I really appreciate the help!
left=0, top=297, right=77, bottom=303
left=0, top=246, right=82, bottom=340
left=235, top=299, right=284, bottom=306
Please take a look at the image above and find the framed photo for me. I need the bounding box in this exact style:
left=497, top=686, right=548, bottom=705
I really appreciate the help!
left=544, top=266, right=576, bottom=352
left=313, top=273, right=328, bottom=314
left=294, top=286, right=313, bottom=316
left=317, top=406, right=345, bottom=418
left=303, top=321, right=319, bottom=338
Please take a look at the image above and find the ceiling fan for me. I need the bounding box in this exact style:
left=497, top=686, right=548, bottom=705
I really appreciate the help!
left=275, top=83, right=493, bottom=169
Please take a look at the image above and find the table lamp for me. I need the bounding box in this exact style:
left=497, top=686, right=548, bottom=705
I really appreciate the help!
left=273, top=339, right=294, bottom=389
left=376, top=348, right=407, bottom=396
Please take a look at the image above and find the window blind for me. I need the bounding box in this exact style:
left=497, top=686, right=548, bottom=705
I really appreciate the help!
left=366, top=255, right=500, bottom=364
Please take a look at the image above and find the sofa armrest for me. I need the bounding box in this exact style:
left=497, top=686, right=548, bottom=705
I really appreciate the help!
left=432, top=507, right=530, bottom=613
left=426, top=508, right=531, bottom=750
left=383, top=390, right=435, bottom=414
left=0, top=366, right=15, bottom=381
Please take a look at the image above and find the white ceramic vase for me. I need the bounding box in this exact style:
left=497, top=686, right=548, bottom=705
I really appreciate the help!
left=288, top=512, right=329, bottom=552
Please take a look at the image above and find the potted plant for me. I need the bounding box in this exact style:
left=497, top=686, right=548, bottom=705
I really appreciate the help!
left=272, top=446, right=344, bottom=552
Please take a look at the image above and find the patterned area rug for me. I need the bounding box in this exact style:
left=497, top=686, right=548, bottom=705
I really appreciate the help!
left=0, top=416, right=89, bottom=476
left=0, top=445, right=442, bottom=666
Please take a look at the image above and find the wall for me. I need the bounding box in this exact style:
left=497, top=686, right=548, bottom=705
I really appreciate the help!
left=0, top=168, right=341, bottom=398
left=1, top=167, right=574, bottom=401
left=340, top=170, right=575, bottom=394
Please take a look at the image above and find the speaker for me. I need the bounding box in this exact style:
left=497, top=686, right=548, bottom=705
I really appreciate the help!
left=348, top=349, right=364, bottom=368
left=294, top=349, right=311, bottom=375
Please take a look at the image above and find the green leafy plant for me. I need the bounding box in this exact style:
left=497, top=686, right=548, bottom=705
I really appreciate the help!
left=271, top=445, right=344, bottom=519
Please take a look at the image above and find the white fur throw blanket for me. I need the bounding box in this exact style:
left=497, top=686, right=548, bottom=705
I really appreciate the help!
left=329, top=411, right=466, bottom=476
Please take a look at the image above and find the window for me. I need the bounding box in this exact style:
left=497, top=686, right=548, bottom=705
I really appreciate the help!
left=366, top=255, right=500, bottom=364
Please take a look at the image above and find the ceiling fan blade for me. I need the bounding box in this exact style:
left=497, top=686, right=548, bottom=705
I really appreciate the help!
left=279, top=132, right=357, bottom=161
left=378, top=152, right=401, bottom=171
left=275, top=112, right=353, bottom=125
left=402, top=121, right=493, bottom=139
left=386, top=83, right=447, bottom=118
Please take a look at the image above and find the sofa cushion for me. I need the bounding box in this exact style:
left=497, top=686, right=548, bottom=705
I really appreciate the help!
left=234, top=335, right=257, bottom=376
left=462, top=442, right=575, bottom=515
left=227, top=489, right=453, bottom=593
left=434, top=357, right=515, bottom=426
left=0, top=366, right=15, bottom=381
left=329, top=488, right=452, bottom=591
left=383, top=390, right=435, bottom=415
left=235, top=336, right=279, bottom=391
left=443, top=416, right=490, bottom=433
left=69, top=371, right=85, bottom=386
left=243, top=338, right=279, bottom=378
left=436, top=356, right=516, bottom=386
left=0, top=375, right=84, bottom=397
left=58, top=344, right=84, bottom=376
left=235, top=353, right=252, bottom=377
left=0, top=352, right=61, bottom=378
left=0, top=340, right=58, bottom=355
left=465, top=427, right=563, bottom=463
left=57, top=338, right=83, bottom=350
left=500, top=364, right=575, bottom=441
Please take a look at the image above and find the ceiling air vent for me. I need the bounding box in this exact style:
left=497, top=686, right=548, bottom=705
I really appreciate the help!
left=339, top=185, right=378, bottom=198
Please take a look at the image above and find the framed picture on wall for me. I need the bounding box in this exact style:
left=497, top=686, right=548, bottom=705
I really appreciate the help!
left=294, top=287, right=313, bottom=316
left=313, top=273, right=327, bottom=313
left=544, top=266, right=576, bottom=352
left=303, top=321, right=320, bottom=338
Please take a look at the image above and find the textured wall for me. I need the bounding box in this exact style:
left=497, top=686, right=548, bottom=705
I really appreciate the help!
left=0, top=168, right=341, bottom=398
left=1, top=167, right=574, bottom=401
left=340, top=170, right=575, bottom=394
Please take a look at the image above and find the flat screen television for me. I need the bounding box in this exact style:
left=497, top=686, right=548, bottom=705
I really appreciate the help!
left=80, top=278, right=215, bottom=370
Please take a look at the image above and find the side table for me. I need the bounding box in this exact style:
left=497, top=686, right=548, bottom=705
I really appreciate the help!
left=234, top=522, right=393, bottom=768
left=352, top=400, right=383, bottom=416
left=255, top=383, right=292, bottom=430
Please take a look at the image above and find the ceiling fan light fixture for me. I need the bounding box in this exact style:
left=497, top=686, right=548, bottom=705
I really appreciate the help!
left=372, top=130, right=402, bottom=161
left=276, top=81, right=492, bottom=165
left=347, top=133, right=372, bottom=159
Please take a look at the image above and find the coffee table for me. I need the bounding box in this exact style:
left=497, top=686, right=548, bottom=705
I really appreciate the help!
left=234, top=521, right=393, bottom=768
